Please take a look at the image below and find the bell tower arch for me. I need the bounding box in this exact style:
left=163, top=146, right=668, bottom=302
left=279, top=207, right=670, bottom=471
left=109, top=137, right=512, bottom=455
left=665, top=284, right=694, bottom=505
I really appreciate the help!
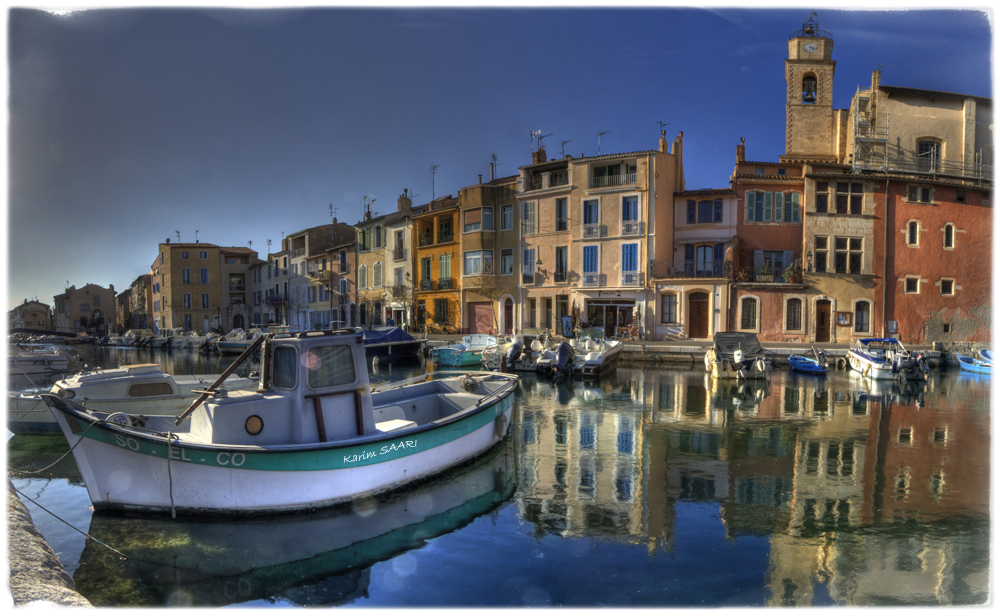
left=783, top=12, right=838, bottom=163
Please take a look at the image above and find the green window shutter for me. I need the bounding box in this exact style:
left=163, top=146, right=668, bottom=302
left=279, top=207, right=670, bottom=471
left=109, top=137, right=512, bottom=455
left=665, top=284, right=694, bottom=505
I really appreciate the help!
left=746, top=192, right=755, bottom=222
left=791, top=193, right=801, bottom=223
left=774, top=192, right=783, bottom=223
left=763, top=192, right=772, bottom=222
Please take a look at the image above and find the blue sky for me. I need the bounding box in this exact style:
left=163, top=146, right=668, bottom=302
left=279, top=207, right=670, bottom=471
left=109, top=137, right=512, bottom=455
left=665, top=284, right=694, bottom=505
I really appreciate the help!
left=3, top=5, right=994, bottom=311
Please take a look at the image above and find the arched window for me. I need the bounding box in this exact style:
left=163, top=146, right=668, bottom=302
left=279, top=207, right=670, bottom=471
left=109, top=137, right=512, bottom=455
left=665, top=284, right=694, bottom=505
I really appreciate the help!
left=786, top=298, right=803, bottom=331
left=358, top=265, right=368, bottom=289
left=740, top=297, right=758, bottom=330
left=943, top=223, right=955, bottom=249
left=802, top=74, right=817, bottom=104
left=854, top=301, right=871, bottom=334
left=907, top=221, right=919, bottom=246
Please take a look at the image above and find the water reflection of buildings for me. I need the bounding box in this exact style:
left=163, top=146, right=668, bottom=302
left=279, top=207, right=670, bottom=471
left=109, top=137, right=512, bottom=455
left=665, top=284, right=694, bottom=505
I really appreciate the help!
left=514, top=368, right=989, bottom=606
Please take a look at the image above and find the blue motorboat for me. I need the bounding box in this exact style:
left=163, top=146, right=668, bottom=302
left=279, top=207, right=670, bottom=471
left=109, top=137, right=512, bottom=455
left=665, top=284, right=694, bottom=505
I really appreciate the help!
left=979, top=349, right=993, bottom=363
left=787, top=347, right=828, bottom=375
left=362, top=326, right=425, bottom=362
left=957, top=354, right=991, bottom=375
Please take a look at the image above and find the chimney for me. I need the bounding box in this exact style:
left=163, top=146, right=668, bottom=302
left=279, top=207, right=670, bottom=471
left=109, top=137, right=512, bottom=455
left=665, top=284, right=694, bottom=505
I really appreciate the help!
left=398, top=188, right=412, bottom=212
left=490, top=162, right=495, bottom=182
left=659, top=129, right=668, bottom=152
left=531, top=148, right=547, bottom=165
left=736, top=137, right=745, bottom=163
left=478, top=174, right=482, bottom=185
left=673, top=131, right=685, bottom=193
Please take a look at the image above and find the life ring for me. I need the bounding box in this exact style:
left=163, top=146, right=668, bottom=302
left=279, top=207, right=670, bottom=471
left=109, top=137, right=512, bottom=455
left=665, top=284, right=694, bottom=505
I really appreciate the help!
left=105, top=412, right=133, bottom=427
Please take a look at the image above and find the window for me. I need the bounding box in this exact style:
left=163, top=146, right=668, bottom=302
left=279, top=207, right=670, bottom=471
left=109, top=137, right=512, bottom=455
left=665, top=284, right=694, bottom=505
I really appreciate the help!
left=182, top=294, right=191, bottom=310
left=755, top=167, right=765, bottom=175
left=555, top=198, right=568, bottom=231
left=201, top=268, right=209, bottom=284
left=440, top=254, right=452, bottom=284
left=907, top=185, right=933, bottom=204
left=359, top=265, right=368, bottom=289
left=778, top=168, right=786, bottom=176
left=483, top=206, right=493, bottom=231
left=180, top=251, right=189, bottom=260
left=814, top=236, right=828, bottom=272
left=781, top=192, right=801, bottom=222
left=622, top=195, right=639, bottom=221
left=697, top=200, right=713, bottom=223
left=501, top=205, right=513, bottom=230
left=940, top=279, right=955, bottom=296
left=905, top=277, right=919, bottom=294
left=583, top=199, right=599, bottom=224
left=554, top=246, right=568, bottom=282
left=802, top=74, right=817, bottom=103
left=501, top=248, right=514, bottom=275
left=522, top=248, right=535, bottom=283
left=521, top=201, right=537, bottom=234
left=956, top=189, right=966, bottom=203
left=661, top=294, right=678, bottom=323
left=834, top=237, right=862, bottom=274
left=182, top=269, right=191, bottom=284
left=740, top=297, right=758, bottom=330
left=907, top=221, right=919, bottom=246
left=434, top=298, right=449, bottom=324
left=582, top=246, right=598, bottom=273
left=687, top=200, right=696, bottom=224
left=200, top=251, right=208, bottom=259
left=943, top=224, right=955, bottom=249
left=786, top=298, right=802, bottom=331
left=373, top=262, right=383, bottom=287
left=855, top=301, right=871, bottom=333
left=307, top=346, right=356, bottom=388
left=917, top=140, right=940, bottom=172
left=202, top=293, right=210, bottom=309
left=816, top=182, right=828, bottom=213
left=463, top=250, right=492, bottom=276
left=714, top=198, right=724, bottom=223
left=943, top=323, right=952, bottom=334
left=836, top=182, right=863, bottom=215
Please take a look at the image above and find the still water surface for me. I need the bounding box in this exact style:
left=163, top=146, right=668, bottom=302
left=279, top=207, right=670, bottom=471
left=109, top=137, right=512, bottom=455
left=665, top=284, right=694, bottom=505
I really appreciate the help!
left=7, top=345, right=991, bottom=607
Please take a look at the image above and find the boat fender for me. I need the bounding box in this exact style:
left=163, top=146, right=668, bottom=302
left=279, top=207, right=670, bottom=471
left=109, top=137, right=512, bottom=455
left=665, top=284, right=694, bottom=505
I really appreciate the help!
left=755, top=358, right=765, bottom=374
left=494, top=412, right=509, bottom=438
left=105, top=412, right=133, bottom=427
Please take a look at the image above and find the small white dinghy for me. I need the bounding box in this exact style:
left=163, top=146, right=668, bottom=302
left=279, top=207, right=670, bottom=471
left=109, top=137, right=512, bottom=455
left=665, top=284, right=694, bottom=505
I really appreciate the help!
left=41, top=329, right=518, bottom=516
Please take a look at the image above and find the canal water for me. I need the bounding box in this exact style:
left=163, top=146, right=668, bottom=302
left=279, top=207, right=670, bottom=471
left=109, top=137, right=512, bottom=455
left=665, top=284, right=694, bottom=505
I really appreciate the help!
left=7, top=344, right=991, bottom=607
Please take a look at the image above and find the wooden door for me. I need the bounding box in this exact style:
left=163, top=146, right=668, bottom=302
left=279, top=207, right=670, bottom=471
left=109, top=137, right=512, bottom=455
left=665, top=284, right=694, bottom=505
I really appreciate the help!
left=467, top=302, right=493, bottom=335
left=504, top=299, right=514, bottom=335
left=816, top=300, right=831, bottom=342
left=688, top=292, right=710, bottom=338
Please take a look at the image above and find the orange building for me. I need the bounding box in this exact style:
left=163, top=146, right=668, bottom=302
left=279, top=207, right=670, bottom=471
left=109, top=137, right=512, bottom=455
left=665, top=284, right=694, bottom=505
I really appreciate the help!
left=413, top=195, right=461, bottom=332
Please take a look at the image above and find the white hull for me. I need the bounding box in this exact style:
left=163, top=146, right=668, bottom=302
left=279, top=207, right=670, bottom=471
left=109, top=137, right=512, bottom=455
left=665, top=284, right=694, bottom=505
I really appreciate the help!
left=847, top=352, right=897, bottom=380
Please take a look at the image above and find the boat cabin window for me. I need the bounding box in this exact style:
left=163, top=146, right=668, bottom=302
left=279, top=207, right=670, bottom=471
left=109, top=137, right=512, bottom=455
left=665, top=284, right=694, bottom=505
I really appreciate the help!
left=128, top=382, right=174, bottom=397
left=273, top=346, right=298, bottom=389
left=307, top=346, right=356, bottom=388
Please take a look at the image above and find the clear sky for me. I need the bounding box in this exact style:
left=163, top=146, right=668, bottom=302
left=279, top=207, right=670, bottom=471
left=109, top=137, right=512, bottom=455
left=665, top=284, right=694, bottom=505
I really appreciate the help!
left=3, top=4, right=994, bottom=312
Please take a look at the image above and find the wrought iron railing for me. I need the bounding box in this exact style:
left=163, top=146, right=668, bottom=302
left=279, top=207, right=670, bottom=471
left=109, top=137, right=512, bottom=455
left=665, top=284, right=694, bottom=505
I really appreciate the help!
left=583, top=223, right=602, bottom=239
left=393, top=247, right=407, bottom=261
left=554, top=271, right=567, bottom=283
left=438, top=278, right=454, bottom=290
left=621, top=221, right=643, bottom=236
left=589, top=173, right=635, bottom=189
left=582, top=273, right=600, bottom=287
left=420, top=279, right=434, bottom=291
left=620, top=271, right=643, bottom=287
left=550, top=171, right=568, bottom=187
left=522, top=271, right=535, bottom=284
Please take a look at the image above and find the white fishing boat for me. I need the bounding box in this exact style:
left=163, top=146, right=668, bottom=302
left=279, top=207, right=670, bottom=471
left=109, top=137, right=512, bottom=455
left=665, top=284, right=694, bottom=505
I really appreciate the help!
left=704, top=333, right=772, bottom=380
left=41, top=329, right=518, bottom=515
left=8, top=344, right=77, bottom=376
left=847, top=338, right=928, bottom=381
left=8, top=363, right=257, bottom=435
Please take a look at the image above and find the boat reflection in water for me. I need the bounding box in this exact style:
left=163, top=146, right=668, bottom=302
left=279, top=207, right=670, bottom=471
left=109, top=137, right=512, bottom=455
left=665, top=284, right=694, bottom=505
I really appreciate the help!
left=73, top=440, right=516, bottom=607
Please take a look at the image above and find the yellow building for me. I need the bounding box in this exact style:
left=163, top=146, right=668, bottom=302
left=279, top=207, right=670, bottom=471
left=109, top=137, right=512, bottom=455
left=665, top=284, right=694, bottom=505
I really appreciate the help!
left=413, top=195, right=461, bottom=332
left=9, top=299, right=52, bottom=331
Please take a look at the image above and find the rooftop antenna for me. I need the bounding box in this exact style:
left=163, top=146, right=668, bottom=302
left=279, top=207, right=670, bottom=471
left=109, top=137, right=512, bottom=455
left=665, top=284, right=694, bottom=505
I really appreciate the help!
left=431, top=165, right=439, bottom=201
left=175, top=230, right=180, bottom=243
left=267, top=239, right=272, bottom=255
left=598, top=130, right=611, bottom=155
left=657, top=121, right=670, bottom=133
left=530, top=129, right=541, bottom=153
left=195, top=230, right=199, bottom=243
left=248, top=240, right=252, bottom=250
left=876, top=63, right=899, bottom=71
left=537, top=133, right=553, bottom=151
left=560, top=139, right=574, bottom=157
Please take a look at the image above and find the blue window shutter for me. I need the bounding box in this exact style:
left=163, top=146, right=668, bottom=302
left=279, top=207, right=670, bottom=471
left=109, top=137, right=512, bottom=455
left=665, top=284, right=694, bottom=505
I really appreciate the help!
left=714, top=199, right=723, bottom=223
left=745, top=192, right=754, bottom=222
left=791, top=193, right=801, bottom=223
left=714, top=243, right=725, bottom=262
left=622, top=244, right=637, bottom=271
left=763, top=192, right=772, bottom=222
left=687, top=200, right=696, bottom=224
left=753, top=250, right=765, bottom=270
left=774, top=192, right=783, bottom=222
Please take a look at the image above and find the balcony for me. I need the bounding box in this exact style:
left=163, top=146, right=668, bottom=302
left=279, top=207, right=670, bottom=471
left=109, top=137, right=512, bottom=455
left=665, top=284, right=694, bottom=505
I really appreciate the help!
left=522, top=272, right=535, bottom=284
left=550, top=171, right=568, bottom=187
left=229, top=284, right=245, bottom=292
left=589, top=173, right=636, bottom=189
left=582, top=223, right=603, bottom=239
left=393, top=247, right=407, bottom=261
left=582, top=273, right=600, bottom=287
left=291, top=248, right=305, bottom=258
left=438, top=278, right=454, bottom=290
left=420, top=279, right=434, bottom=291
left=620, top=271, right=644, bottom=287
left=419, top=236, right=433, bottom=247
left=650, top=261, right=731, bottom=279
left=733, top=267, right=802, bottom=284
left=339, top=265, right=348, bottom=274
left=621, top=220, right=644, bottom=236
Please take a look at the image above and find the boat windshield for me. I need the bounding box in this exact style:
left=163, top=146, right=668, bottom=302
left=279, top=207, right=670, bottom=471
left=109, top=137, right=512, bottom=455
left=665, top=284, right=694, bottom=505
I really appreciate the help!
left=307, top=346, right=356, bottom=388
left=273, top=347, right=297, bottom=389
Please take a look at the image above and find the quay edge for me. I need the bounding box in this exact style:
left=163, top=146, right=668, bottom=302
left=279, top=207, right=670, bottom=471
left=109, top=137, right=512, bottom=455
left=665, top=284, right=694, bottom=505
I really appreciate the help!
left=7, top=480, right=92, bottom=607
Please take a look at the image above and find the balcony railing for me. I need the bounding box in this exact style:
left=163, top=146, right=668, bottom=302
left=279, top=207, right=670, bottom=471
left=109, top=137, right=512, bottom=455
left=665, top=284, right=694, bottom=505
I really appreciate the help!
left=438, top=278, right=454, bottom=290
left=339, top=265, right=348, bottom=274
left=649, top=261, right=732, bottom=280
left=621, top=220, right=643, bottom=236
left=582, top=273, right=600, bottom=287
left=582, top=223, right=603, bottom=239
left=393, top=247, right=407, bottom=261
left=589, top=173, right=636, bottom=189
left=554, top=271, right=567, bottom=283
left=229, top=284, right=245, bottom=292
left=438, top=232, right=454, bottom=244
left=733, top=267, right=801, bottom=284
left=419, top=236, right=433, bottom=247
left=620, top=271, right=643, bottom=287
left=529, top=176, right=543, bottom=191
left=550, top=171, right=568, bottom=187
left=291, top=248, right=305, bottom=258
left=522, top=271, right=534, bottom=284
left=420, top=279, right=434, bottom=291
left=521, top=222, right=537, bottom=235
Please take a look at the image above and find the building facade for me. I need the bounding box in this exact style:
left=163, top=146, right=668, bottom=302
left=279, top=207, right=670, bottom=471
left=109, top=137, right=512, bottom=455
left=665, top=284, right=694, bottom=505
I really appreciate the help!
left=52, top=283, right=116, bottom=335
left=9, top=299, right=52, bottom=331
left=413, top=195, right=461, bottom=332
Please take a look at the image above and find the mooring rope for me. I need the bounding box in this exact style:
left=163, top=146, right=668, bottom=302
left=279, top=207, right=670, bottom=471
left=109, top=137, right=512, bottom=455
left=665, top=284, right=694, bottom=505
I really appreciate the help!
left=8, top=419, right=100, bottom=477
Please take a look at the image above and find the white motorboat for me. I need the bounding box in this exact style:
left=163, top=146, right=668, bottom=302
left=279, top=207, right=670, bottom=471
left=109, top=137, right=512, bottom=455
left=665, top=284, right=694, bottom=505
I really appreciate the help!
left=8, top=364, right=257, bottom=435
left=481, top=329, right=551, bottom=372
left=41, top=329, right=518, bottom=515
left=569, top=329, right=623, bottom=378
left=847, top=338, right=928, bottom=381
left=8, top=344, right=77, bottom=376
left=214, top=328, right=267, bottom=355
left=704, top=333, right=772, bottom=380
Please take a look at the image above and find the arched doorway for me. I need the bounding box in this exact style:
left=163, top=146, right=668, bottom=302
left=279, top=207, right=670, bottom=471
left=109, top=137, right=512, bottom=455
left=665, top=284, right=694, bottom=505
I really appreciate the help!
left=233, top=314, right=245, bottom=330
left=504, top=298, right=514, bottom=335
left=688, top=292, right=709, bottom=338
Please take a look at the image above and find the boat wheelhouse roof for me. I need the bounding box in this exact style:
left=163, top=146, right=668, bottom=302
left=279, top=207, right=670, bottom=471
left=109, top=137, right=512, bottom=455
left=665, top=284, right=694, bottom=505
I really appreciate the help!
left=712, top=332, right=765, bottom=358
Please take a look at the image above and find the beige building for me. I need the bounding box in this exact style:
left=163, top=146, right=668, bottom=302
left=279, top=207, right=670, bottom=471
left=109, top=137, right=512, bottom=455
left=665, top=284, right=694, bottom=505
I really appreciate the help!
left=355, top=194, right=415, bottom=328
left=52, top=283, right=116, bottom=335
left=9, top=299, right=52, bottom=331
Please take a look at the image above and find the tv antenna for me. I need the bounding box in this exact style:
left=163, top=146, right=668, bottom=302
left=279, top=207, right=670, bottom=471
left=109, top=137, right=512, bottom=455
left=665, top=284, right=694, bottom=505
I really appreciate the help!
left=431, top=165, right=439, bottom=201
left=598, top=131, right=611, bottom=155
left=876, top=63, right=899, bottom=71
left=195, top=230, right=199, bottom=243
left=537, top=133, right=553, bottom=151
left=330, top=203, right=338, bottom=220
left=530, top=130, right=541, bottom=153
left=560, top=139, right=574, bottom=157
left=175, top=230, right=180, bottom=243
left=248, top=240, right=252, bottom=250
left=657, top=121, right=670, bottom=133
left=267, top=239, right=272, bottom=254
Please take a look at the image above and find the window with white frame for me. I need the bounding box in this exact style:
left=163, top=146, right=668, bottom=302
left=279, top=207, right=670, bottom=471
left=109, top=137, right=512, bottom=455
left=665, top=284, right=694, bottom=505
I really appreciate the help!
left=501, top=205, right=513, bottom=230
left=464, top=208, right=482, bottom=233
left=199, top=251, right=208, bottom=259
left=739, top=296, right=758, bottom=330
left=522, top=248, right=535, bottom=283
left=582, top=245, right=599, bottom=285
left=359, top=264, right=368, bottom=289
left=555, top=198, right=568, bottom=231
left=943, top=223, right=955, bottom=249
left=440, top=254, right=452, bottom=284
left=373, top=262, right=383, bottom=287
left=521, top=201, right=537, bottom=234
left=181, top=251, right=189, bottom=259
left=201, top=293, right=210, bottom=309
left=483, top=206, right=494, bottom=231
left=500, top=248, right=513, bottom=275
left=834, top=237, right=862, bottom=274
left=463, top=250, right=492, bottom=276
left=554, top=246, right=568, bottom=282
left=200, top=269, right=208, bottom=283
left=907, top=184, right=933, bottom=204
left=182, top=269, right=191, bottom=284
left=583, top=199, right=600, bottom=224
left=660, top=294, right=678, bottom=324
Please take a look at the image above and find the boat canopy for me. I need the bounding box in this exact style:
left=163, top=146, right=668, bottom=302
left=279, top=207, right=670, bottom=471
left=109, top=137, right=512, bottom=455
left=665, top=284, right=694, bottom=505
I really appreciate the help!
left=712, top=332, right=766, bottom=359
left=361, top=326, right=415, bottom=344
left=858, top=338, right=900, bottom=345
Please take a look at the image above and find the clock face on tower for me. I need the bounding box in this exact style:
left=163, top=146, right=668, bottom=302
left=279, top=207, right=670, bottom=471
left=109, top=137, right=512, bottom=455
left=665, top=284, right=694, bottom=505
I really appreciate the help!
left=803, top=42, right=818, bottom=53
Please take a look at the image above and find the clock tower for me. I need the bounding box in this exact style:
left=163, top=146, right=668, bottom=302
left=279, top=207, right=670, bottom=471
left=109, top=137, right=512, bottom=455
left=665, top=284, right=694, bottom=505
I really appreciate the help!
left=782, top=13, right=838, bottom=162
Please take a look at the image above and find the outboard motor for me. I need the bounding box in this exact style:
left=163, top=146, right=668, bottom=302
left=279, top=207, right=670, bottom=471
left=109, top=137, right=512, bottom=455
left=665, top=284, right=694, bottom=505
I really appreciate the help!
left=553, top=341, right=576, bottom=378
left=503, top=339, right=524, bottom=372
